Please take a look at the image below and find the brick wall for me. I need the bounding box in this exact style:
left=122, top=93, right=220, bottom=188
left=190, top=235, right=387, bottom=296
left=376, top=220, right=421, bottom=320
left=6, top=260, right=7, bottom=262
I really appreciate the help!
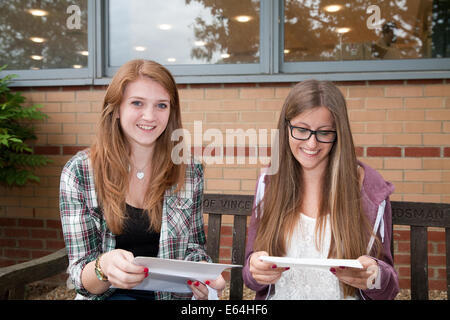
left=1, top=79, right=449, bottom=290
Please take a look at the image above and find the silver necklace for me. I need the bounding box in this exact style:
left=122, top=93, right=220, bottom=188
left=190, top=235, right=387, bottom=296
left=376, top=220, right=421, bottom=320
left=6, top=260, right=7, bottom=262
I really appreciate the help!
left=128, top=162, right=150, bottom=180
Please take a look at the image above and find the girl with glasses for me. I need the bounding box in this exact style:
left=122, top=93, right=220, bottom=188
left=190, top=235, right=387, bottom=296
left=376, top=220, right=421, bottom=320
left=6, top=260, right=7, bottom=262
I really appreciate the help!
left=243, top=79, right=399, bottom=300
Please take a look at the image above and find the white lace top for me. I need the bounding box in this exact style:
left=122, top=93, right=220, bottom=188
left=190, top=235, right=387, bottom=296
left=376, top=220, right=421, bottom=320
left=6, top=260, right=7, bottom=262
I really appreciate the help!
left=269, top=213, right=358, bottom=300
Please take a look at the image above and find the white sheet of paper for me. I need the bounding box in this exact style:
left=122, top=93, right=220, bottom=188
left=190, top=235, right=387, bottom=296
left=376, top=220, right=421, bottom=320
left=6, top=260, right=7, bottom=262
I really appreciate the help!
left=259, top=256, right=363, bottom=269
left=130, top=257, right=240, bottom=294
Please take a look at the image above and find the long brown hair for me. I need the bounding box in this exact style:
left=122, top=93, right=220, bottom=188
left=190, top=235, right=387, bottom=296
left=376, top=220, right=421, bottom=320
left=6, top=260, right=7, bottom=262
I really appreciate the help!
left=90, top=59, right=186, bottom=234
left=254, top=79, right=380, bottom=297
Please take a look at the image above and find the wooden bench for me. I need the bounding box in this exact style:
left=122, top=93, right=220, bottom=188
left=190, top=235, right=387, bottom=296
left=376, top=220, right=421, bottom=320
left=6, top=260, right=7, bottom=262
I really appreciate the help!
left=0, top=193, right=254, bottom=300
left=391, top=201, right=450, bottom=300
left=0, top=196, right=448, bottom=300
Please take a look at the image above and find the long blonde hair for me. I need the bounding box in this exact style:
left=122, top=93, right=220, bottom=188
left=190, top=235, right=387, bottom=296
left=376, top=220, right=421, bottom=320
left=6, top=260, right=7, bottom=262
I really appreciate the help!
left=254, top=79, right=380, bottom=297
left=90, top=59, right=186, bottom=234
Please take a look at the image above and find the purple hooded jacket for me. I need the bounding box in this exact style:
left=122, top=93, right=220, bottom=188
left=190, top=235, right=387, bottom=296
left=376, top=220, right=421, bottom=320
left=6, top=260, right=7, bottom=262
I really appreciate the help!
left=242, top=161, right=399, bottom=300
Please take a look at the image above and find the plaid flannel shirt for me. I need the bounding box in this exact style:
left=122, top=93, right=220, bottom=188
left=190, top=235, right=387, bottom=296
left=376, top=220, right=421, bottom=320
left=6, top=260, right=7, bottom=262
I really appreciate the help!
left=59, top=149, right=211, bottom=300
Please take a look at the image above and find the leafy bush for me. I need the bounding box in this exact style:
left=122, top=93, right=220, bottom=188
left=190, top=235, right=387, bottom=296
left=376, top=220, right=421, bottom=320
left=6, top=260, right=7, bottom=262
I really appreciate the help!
left=0, top=66, right=52, bottom=186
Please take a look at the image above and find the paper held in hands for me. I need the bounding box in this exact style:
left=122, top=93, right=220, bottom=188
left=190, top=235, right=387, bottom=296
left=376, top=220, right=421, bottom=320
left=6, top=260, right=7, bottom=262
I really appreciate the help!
left=259, top=256, right=363, bottom=269
left=130, top=257, right=241, bottom=294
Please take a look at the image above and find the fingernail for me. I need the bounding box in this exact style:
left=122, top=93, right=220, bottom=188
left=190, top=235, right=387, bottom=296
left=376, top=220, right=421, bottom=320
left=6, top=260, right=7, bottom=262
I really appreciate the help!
left=339, top=266, right=346, bottom=270
left=285, top=267, right=290, bottom=271
left=187, top=280, right=192, bottom=285
left=145, top=272, right=149, bottom=278
left=205, top=280, right=210, bottom=285
left=330, top=268, right=336, bottom=274
left=194, top=281, right=199, bottom=287
left=143, top=267, right=149, bottom=273
left=272, top=264, right=277, bottom=269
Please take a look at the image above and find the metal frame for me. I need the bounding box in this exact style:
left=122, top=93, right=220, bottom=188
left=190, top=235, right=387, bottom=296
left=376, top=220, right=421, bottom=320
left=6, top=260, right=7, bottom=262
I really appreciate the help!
left=4, top=0, right=450, bottom=87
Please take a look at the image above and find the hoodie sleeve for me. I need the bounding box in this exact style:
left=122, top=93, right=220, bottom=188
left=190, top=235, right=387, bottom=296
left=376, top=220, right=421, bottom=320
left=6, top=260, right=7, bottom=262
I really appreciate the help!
left=242, top=174, right=270, bottom=299
left=360, top=198, right=400, bottom=300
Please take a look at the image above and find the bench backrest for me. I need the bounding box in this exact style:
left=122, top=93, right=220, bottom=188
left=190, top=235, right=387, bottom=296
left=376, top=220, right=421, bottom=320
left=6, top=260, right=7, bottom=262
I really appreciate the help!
left=203, top=193, right=254, bottom=300
left=391, top=201, right=450, bottom=300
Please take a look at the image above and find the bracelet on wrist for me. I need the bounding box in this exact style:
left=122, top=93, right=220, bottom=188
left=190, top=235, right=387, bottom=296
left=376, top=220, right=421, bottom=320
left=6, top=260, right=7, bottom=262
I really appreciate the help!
left=94, top=253, right=109, bottom=282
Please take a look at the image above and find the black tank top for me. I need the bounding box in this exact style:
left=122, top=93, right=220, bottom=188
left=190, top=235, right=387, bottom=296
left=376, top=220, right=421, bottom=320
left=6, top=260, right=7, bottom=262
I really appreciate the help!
left=113, top=204, right=160, bottom=300
left=115, top=203, right=160, bottom=257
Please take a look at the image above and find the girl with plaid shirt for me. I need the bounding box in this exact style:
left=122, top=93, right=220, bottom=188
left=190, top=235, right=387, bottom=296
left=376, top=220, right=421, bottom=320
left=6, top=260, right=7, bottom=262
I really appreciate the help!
left=60, top=60, right=225, bottom=300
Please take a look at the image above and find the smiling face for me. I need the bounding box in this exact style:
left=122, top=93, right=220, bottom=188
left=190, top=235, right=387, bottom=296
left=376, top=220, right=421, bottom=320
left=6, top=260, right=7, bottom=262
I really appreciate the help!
left=118, top=76, right=171, bottom=153
left=288, top=106, right=335, bottom=174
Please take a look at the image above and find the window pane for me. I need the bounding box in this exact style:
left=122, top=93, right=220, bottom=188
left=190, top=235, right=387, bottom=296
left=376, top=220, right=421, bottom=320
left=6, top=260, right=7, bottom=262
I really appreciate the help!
left=284, top=0, right=449, bottom=62
left=0, top=0, right=88, bottom=70
left=109, top=0, right=260, bottom=67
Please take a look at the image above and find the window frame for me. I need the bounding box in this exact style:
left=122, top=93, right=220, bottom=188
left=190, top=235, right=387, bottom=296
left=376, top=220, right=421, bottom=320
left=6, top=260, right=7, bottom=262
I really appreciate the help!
left=3, top=0, right=450, bottom=87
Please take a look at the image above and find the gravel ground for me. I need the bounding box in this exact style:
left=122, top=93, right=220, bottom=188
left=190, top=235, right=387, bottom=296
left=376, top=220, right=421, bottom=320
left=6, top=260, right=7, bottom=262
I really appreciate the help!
left=25, top=282, right=446, bottom=300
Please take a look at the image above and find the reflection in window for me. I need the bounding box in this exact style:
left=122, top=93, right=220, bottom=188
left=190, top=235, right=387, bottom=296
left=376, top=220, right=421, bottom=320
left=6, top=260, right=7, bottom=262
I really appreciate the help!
left=108, top=0, right=260, bottom=67
left=0, top=0, right=88, bottom=70
left=284, top=0, right=449, bottom=62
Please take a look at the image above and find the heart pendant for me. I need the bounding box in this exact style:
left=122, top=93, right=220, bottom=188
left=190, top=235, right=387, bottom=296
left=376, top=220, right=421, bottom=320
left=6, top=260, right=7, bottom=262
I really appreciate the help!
left=136, top=171, right=145, bottom=180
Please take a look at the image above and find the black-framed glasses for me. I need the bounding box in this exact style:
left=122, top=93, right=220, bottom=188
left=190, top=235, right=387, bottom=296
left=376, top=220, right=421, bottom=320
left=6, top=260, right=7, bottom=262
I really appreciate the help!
left=286, top=120, right=337, bottom=143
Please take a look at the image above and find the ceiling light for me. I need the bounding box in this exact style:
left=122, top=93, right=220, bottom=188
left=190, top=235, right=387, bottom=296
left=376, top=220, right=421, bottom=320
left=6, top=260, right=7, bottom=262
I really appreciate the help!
left=167, top=58, right=176, bottom=62
left=336, top=27, right=351, bottom=34
left=194, top=41, right=206, bottom=47
left=324, top=5, right=343, bottom=13
left=284, top=49, right=290, bottom=54
left=235, top=15, right=251, bottom=23
left=30, top=37, right=46, bottom=43
left=158, top=24, right=172, bottom=30
left=134, top=46, right=147, bottom=52
left=72, top=65, right=83, bottom=69
left=28, top=9, right=48, bottom=16
left=79, top=51, right=89, bottom=56
left=221, top=53, right=230, bottom=59
left=30, top=55, right=43, bottom=61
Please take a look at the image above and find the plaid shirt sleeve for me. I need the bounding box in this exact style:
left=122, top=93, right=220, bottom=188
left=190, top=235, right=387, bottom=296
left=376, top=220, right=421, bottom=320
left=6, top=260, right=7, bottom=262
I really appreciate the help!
left=184, top=162, right=212, bottom=263
left=59, top=151, right=114, bottom=300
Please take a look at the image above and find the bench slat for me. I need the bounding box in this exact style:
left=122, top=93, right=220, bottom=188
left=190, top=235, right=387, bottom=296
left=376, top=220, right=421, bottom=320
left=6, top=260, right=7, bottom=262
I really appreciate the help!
left=230, top=215, right=247, bottom=300
left=446, top=227, right=450, bottom=299
left=410, top=226, right=429, bottom=300
left=206, top=213, right=222, bottom=263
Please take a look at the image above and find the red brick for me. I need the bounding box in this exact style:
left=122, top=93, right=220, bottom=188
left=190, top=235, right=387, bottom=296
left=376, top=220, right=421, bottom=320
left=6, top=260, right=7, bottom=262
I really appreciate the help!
left=398, top=279, right=411, bottom=289
left=355, top=146, right=364, bottom=157
left=0, top=258, right=16, bottom=267
left=18, top=239, right=44, bottom=249
left=18, top=218, right=44, bottom=228
left=445, top=147, right=450, bottom=157
left=394, top=254, right=410, bottom=265
left=367, top=147, right=401, bottom=157
left=31, top=250, right=54, bottom=259
left=406, top=79, right=443, bottom=85
left=428, top=230, right=445, bottom=242
left=46, top=240, right=66, bottom=250
left=34, top=146, right=61, bottom=155
left=428, top=255, right=446, bottom=266
left=429, top=279, right=447, bottom=291
left=0, top=218, right=17, bottom=227
left=46, top=219, right=62, bottom=229
left=5, top=248, right=30, bottom=259
left=0, top=238, right=16, bottom=247
left=393, top=230, right=410, bottom=241
left=31, top=229, right=58, bottom=239
left=62, top=146, right=88, bottom=155
left=405, top=147, right=440, bottom=157
left=4, top=228, right=30, bottom=238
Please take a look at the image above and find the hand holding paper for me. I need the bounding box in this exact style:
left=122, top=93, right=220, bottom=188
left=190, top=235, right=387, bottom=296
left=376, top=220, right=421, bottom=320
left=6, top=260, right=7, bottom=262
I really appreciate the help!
left=130, top=257, right=240, bottom=297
